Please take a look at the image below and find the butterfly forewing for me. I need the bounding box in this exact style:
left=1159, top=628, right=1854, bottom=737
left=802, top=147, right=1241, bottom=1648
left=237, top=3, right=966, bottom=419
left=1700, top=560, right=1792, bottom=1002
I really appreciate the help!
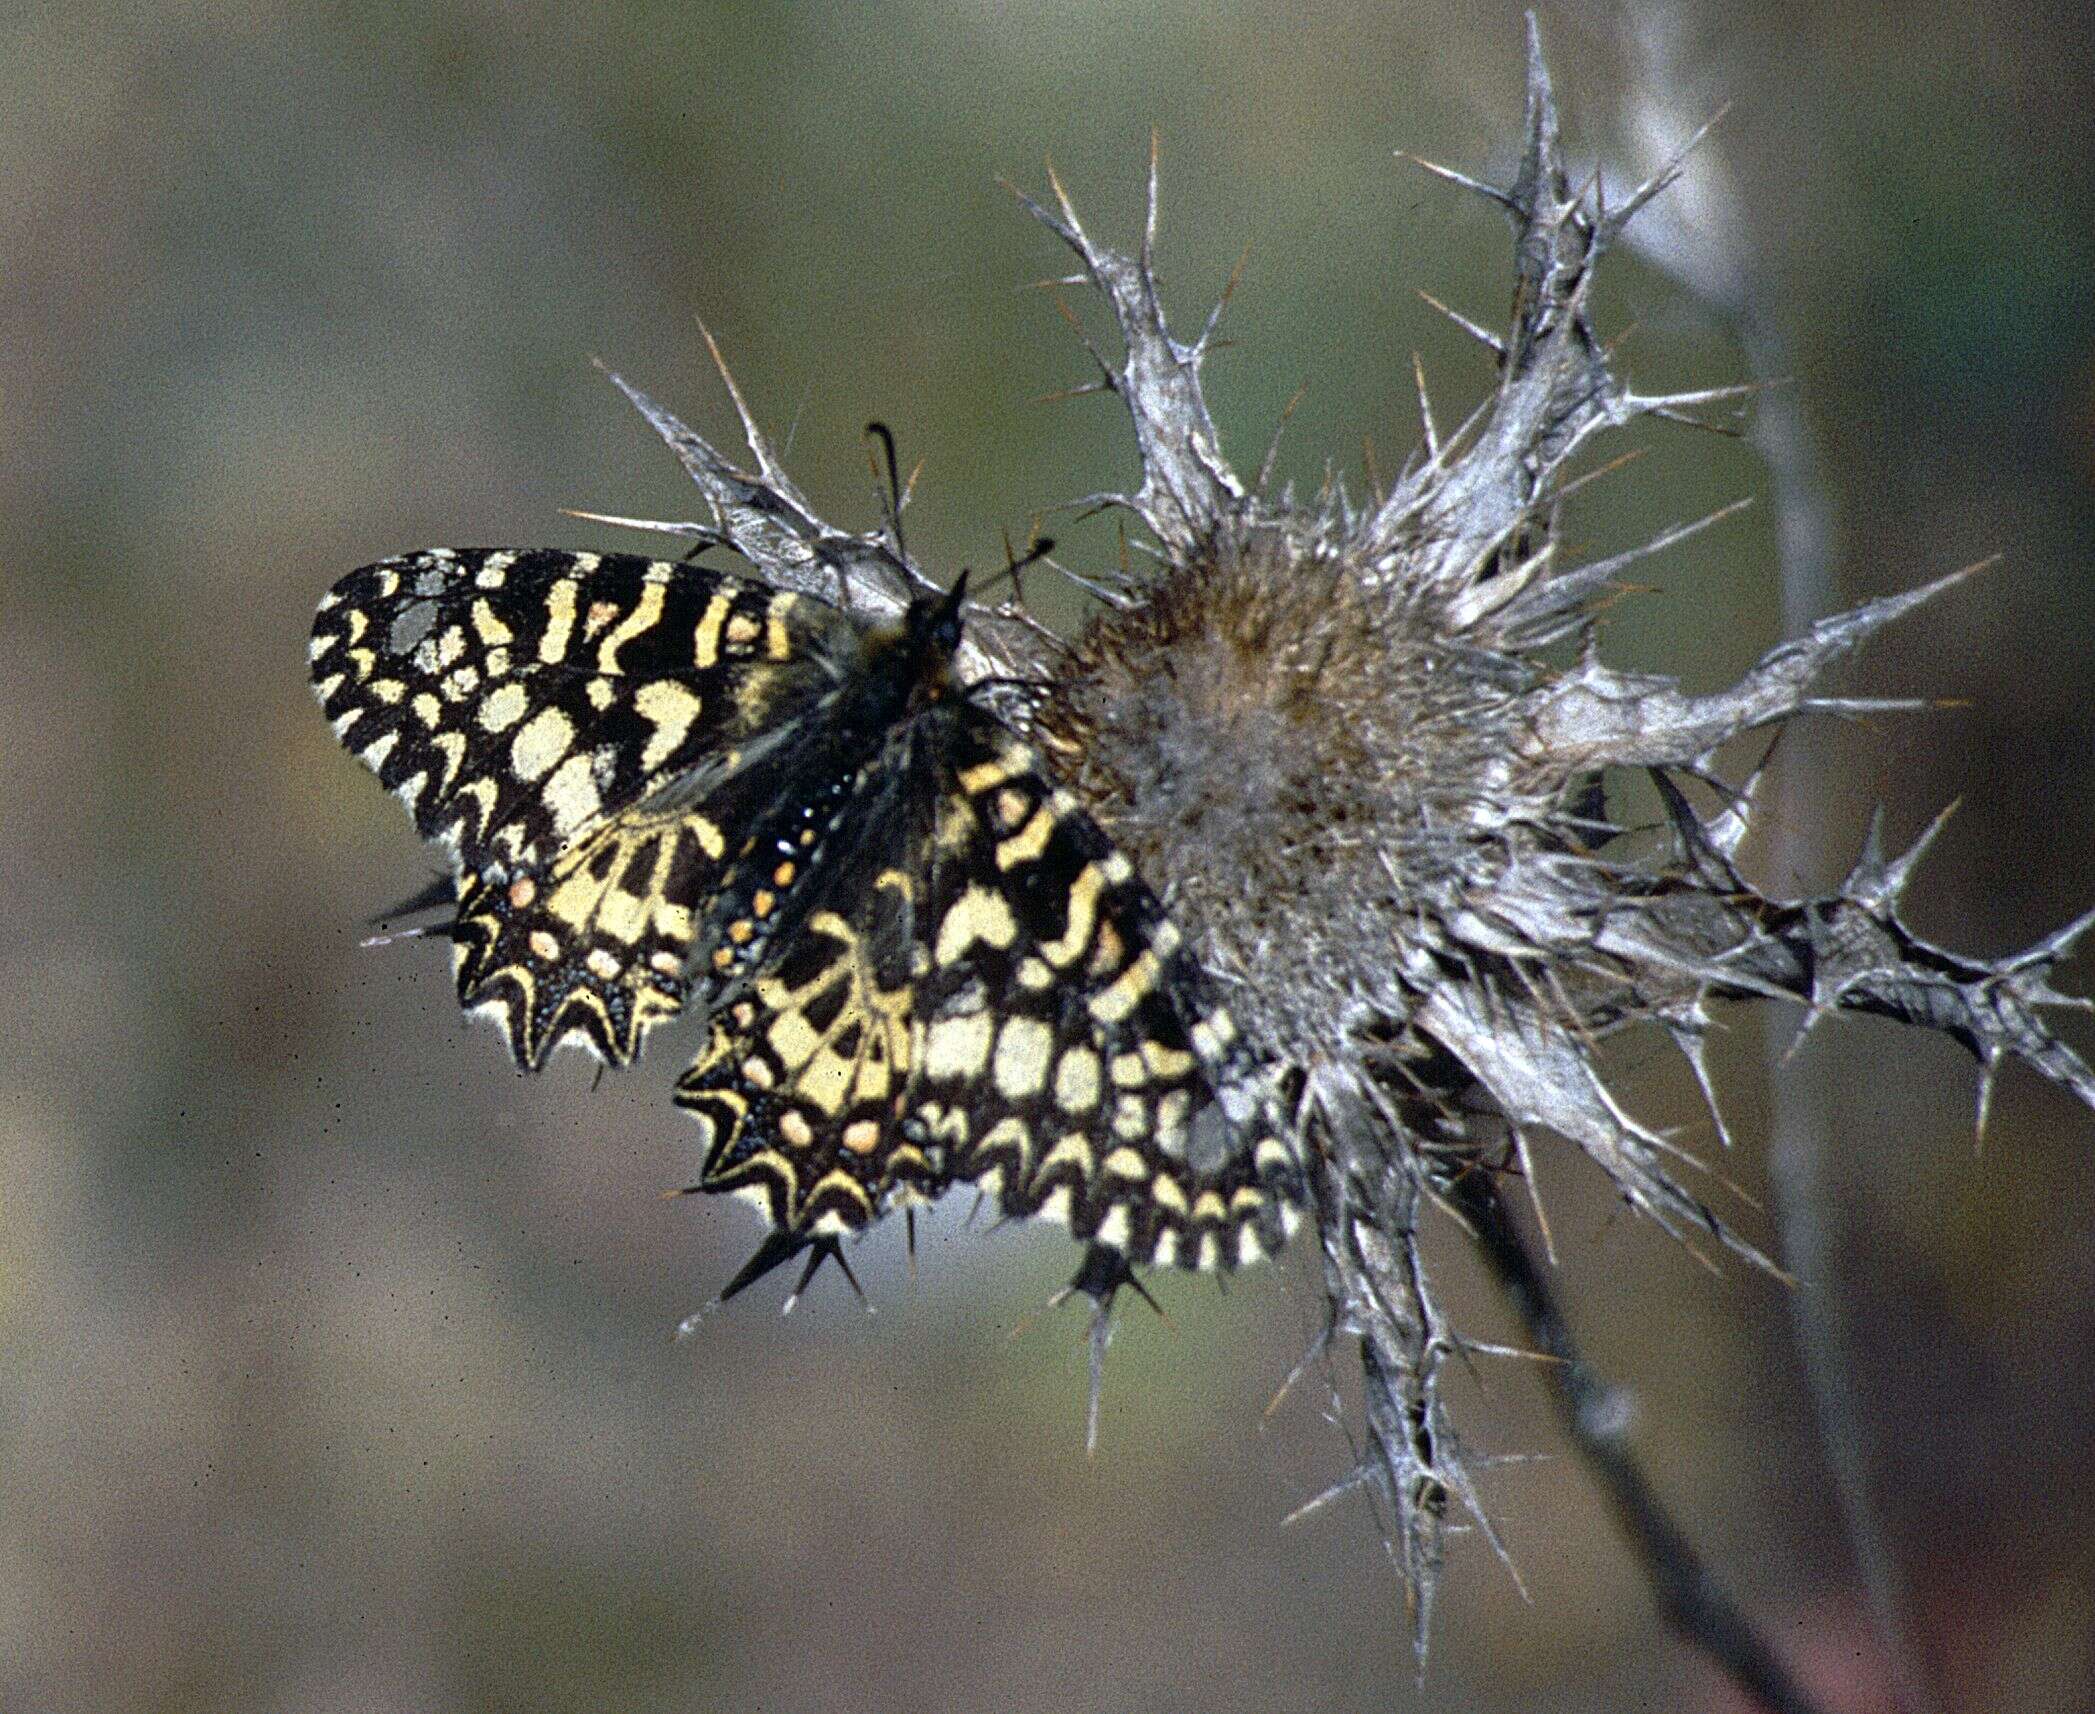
left=309, top=547, right=848, bottom=1067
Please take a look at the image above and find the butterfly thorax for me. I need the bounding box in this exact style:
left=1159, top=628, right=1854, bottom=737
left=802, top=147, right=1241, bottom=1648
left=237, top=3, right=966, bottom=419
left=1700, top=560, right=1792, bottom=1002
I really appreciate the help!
left=852, top=578, right=969, bottom=709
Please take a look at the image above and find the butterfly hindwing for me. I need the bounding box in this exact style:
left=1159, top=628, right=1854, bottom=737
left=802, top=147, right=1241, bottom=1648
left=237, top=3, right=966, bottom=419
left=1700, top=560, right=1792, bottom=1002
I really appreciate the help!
left=672, top=702, right=946, bottom=1239
left=670, top=694, right=1302, bottom=1270
left=909, top=711, right=1302, bottom=1270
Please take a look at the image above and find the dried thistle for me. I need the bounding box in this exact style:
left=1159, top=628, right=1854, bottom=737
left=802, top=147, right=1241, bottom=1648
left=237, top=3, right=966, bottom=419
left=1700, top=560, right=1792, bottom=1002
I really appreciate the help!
left=581, top=15, right=2094, bottom=1690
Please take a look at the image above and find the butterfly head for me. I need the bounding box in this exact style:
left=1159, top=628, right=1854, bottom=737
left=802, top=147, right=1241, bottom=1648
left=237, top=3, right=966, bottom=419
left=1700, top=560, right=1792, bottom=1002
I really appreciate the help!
left=907, top=570, right=969, bottom=654
left=880, top=570, right=970, bottom=705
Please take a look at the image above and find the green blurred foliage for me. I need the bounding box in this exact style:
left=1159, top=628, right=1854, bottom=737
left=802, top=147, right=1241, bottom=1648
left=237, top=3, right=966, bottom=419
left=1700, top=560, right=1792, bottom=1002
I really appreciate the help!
left=3, top=3, right=2090, bottom=1710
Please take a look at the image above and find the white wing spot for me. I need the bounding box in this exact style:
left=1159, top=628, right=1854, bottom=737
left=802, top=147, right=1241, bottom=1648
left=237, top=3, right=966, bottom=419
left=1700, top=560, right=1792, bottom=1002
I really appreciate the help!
left=1053, top=1047, right=1102, bottom=1114
left=924, top=1013, right=994, bottom=1082
left=992, top=1016, right=1053, bottom=1101
left=477, top=682, right=529, bottom=734
left=934, top=885, right=1018, bottom=966
left=635, top=679, right=703, bottom=773
left=541, top=751, right=602, bottom=842
left=510, top=707, right=574, bottom=782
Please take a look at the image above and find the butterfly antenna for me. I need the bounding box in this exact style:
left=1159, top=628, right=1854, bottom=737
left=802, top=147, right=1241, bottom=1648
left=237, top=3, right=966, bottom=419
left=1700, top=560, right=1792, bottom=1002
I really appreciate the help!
left=967, top=673, right=1062, bottom=697
left=966, top=534, right=1058, bottom=606
left=865, top=420, right=908, bottom=563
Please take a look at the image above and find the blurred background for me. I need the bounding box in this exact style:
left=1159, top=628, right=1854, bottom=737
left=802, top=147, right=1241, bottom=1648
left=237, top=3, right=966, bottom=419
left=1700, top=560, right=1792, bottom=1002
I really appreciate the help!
left=5, top=3, right=2092, bottom=1710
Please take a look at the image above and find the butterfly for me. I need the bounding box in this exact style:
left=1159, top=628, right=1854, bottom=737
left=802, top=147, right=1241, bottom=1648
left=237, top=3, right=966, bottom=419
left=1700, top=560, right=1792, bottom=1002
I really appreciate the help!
left=311, top=546, right=1302, bottom=1306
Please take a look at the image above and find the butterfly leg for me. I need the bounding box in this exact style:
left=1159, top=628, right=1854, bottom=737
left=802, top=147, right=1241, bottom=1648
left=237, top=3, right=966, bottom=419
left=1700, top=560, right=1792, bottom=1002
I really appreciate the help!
left=674, top=527, right=733, bottom=566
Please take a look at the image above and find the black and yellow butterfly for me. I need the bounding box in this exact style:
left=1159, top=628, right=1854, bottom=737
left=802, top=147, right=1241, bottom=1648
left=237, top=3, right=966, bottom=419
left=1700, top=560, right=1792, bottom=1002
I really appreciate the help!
left=311, top=547, right=1301, bottom=1301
